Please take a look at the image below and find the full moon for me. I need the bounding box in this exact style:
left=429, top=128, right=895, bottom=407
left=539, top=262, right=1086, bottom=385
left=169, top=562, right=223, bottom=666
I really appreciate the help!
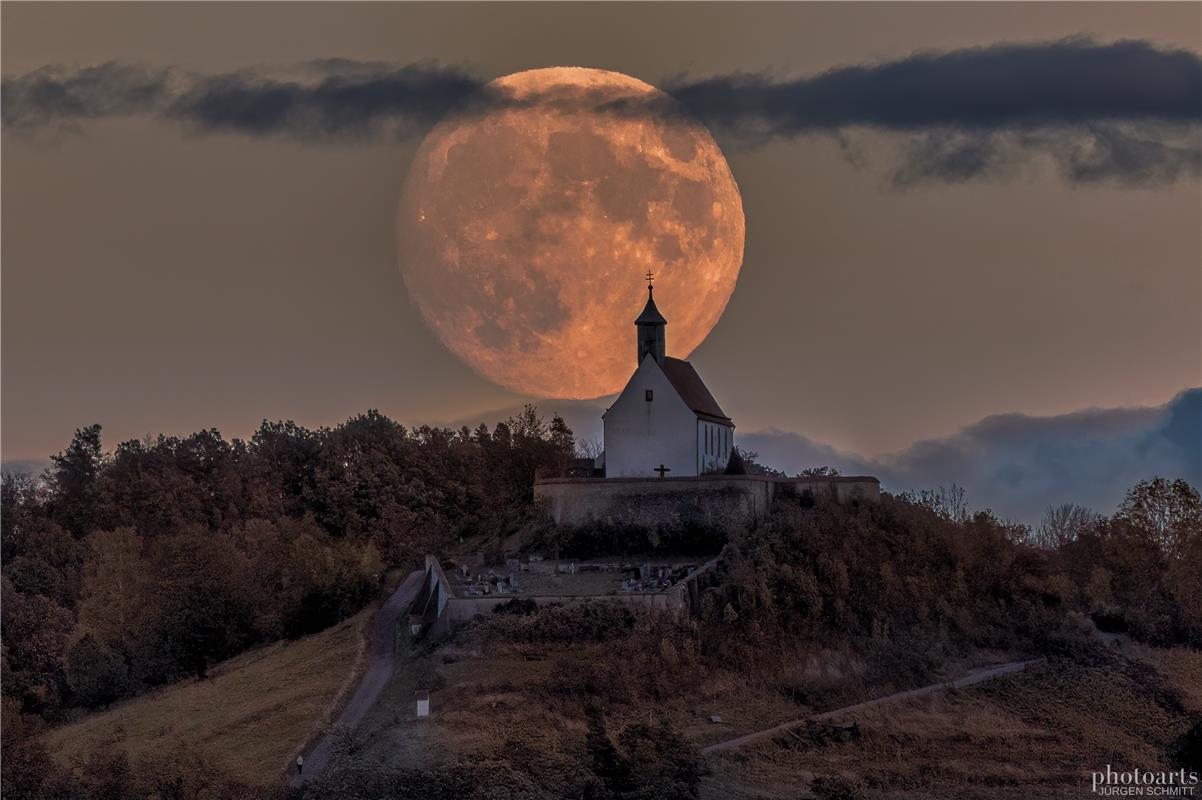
left=398, top=67, right=745, bottom=399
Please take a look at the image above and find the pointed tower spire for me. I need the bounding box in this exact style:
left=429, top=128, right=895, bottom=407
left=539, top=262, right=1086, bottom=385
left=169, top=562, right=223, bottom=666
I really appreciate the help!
left=635, top=271, right=666, bottom=366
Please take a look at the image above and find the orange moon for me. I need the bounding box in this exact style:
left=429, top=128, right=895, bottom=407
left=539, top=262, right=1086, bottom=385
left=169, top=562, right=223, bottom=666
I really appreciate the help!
left=397, top=67, right=745, bottom=399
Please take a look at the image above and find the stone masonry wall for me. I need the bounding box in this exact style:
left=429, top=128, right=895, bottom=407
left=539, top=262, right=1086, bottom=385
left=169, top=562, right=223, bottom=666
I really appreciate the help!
left=421, top=555, right=726, bottom=636
left=533, top=474, right=880, bottom=528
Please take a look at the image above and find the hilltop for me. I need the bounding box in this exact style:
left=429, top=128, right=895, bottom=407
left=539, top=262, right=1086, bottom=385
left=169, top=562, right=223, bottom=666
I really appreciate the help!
left=294, top=488, right=1202, bottom=799
left=3, top=406, right=1199, bottom=800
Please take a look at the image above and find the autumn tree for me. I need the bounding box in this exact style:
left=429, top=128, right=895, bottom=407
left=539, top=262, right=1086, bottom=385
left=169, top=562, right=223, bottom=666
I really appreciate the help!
left=1115, top=477, right=1202, bottom=559
left=480, top=406, right=576, bottom=505
left=1, top=473, right=45, bottom=561
left=1032, top=503, right=1098, bottom=549
left=273, top=519, right=381, bottom=638
left=1, top=696, right=70, bottom=800
left=98, top=431, right=245, bottom=537
left=1168, top=531, right=1202, bottom=643
left=76, top=528, right=153, bottom=662
left=1108, top=478, right=1202, bottom=642
left=47, top=424, right=105, bottom=537
left=899, top=484, right=968, bottom=524
left=548, top=413, right=577, bottom=473
left=310, top=410, right=415, bottom=538
left=242, top=420, right=322, bottom=519
left=149, top=528, right=256, bottom=679
left=1, top=518, right=82, bottom=608
left=64, top=630, right=131, bottom=708
left=1, top=579, right=73, bottom=713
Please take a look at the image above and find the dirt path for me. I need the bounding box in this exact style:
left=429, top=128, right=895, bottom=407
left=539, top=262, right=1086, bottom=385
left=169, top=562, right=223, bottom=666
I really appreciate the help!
left=702, top=658, right=1043, bottom=754
left=289, top=569, right=425, bottom=787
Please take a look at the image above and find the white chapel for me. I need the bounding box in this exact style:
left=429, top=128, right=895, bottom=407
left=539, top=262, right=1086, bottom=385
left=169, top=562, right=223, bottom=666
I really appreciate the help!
left=602, top=277, right=734, bottom=478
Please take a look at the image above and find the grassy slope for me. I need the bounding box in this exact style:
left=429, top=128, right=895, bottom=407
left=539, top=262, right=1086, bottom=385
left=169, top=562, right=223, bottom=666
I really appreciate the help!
left=352, top=630, right=1201, bottom=800
left=699, top=644, right=1202, bottom=800
left=41, top=609, right=370, bottom=786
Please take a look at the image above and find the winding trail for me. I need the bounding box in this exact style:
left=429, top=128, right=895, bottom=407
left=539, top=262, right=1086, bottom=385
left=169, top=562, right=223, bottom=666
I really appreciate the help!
left=290, top=569, right=425, bottom=787
left=703, top=658, right=1043, bottom=754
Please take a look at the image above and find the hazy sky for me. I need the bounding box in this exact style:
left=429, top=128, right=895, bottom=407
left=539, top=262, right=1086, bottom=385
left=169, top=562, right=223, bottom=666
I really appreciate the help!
left=3, top=2, right=1200, bottom=476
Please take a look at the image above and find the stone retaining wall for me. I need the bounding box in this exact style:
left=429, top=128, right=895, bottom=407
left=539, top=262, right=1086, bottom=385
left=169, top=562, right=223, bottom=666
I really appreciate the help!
left=533, top=474, right=880, bottom=528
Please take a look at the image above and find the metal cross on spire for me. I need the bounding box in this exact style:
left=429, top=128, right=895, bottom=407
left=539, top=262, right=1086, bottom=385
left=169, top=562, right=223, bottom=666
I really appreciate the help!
left=645, top=270, right=655, bottom=291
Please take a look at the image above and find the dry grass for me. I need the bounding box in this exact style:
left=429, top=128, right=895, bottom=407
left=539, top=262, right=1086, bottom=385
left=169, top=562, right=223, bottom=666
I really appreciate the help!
left=367, top=624, right=1200, bottom=800
left=349, top=639, right=605, bottom=796
left=365, top=641, right=584, bottom=759
left=41, top=609, right=371, bottom=786
left=699, top=646, right=1202, bottom=800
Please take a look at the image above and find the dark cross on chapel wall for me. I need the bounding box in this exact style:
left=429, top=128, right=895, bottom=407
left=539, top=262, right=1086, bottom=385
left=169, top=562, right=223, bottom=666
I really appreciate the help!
left=654, top=464, right=671, bottom=478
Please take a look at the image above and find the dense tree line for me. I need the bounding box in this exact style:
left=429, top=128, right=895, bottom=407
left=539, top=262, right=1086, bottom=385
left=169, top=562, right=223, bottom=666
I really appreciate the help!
left=696, top=477, right=1202, bottom=689
left=1, top=406, right=574, bottom=722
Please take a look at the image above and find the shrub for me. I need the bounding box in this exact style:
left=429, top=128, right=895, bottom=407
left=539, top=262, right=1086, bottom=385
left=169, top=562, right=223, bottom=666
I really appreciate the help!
left=492, top=598, right=539, bottom=616
left=810, top=776, right=867, bottom=800
left=550, top=520, right=727, bottom=559
left=64, top=630, right=131, bottom=708
left=582, top=708, right=705, bottom=800
left=696, top=495, right=1069, bottom=673
left=476, top=602, right=638, bottom=646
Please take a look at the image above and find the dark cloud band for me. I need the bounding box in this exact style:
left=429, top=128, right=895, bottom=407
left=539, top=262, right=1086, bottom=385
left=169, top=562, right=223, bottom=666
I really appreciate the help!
left=658, top=37, right=1202, bottom=187
left=1, top=61, right=486, bottom=141
left=663, top=37, right=1202, bottom=134
left=4, top=37, right=1200, bottom=185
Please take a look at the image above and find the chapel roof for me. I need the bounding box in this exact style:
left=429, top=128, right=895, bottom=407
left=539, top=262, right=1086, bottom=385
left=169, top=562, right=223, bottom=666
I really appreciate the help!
left=662, top=357, right=733, bottom=426
left=635, top=287, right=667, bottom=326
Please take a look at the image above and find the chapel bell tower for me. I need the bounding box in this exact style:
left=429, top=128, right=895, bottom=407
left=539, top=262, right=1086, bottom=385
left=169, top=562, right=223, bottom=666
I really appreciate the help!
left=635, top=271, right=667, bottom=366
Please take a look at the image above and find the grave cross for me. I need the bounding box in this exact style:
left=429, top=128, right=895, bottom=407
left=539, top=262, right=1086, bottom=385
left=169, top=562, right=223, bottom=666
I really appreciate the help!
left=654, top=464, right=671, bottom=478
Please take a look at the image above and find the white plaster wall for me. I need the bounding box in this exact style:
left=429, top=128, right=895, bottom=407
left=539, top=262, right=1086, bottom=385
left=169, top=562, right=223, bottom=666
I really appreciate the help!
left=696, top=420, right=733, bottom=474
left=604, top=356, right=699, bottom=477
left=424, top=554, right=452, bottom=616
